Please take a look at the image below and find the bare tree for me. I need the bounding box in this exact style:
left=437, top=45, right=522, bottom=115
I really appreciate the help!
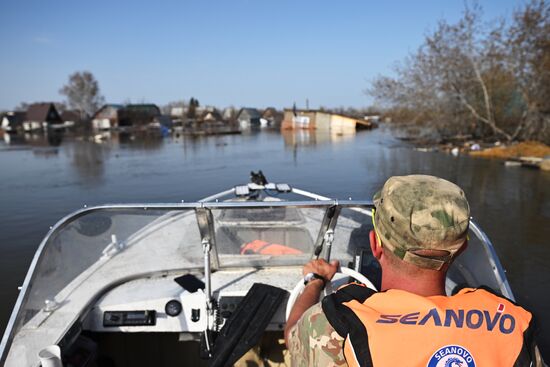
left=54, top=102, right=67, bottom=114
left=368, top=1, right=550, bottom=143
left=506, top=0, right=550, bottom=141
left=59, top=71, right=104, bottom=119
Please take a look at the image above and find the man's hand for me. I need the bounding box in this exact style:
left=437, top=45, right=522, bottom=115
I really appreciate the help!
left=302, top=259, right=340, bottom=282
left=285, top=259, right=340, bottom=347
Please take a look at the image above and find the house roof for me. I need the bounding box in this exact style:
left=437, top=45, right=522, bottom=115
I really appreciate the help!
left=237, top=107, right=261, bottom=119
left=26, top=103, right=61, bottom=122
left=124, top=104, right=161, bottom=115
left=61, top=110, right=81, bottom=122
left=262, top=107, right=282, bottom=118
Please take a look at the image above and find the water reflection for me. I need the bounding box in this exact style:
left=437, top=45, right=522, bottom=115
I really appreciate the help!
left=2, top=131, right=63, bottom=148
left=118, top=131, right=164, bottom=150
left=65, top=140, right=109, bottom=183
left=282, top=129, right=355, bottom=148
left=90, top=131, right=164, bottom=150
left=282, top=129, right=358, bottom=165
left=2, top=132, right=62, bottom=157
left=2, top=133, right=25, bottom=145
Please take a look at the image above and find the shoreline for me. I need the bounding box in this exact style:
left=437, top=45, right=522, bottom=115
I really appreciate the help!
left=400, top=133, right=550, bottom=171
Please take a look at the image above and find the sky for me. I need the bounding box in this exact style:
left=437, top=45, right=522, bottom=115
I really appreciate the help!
left=0, top=0, right=523, bottom=111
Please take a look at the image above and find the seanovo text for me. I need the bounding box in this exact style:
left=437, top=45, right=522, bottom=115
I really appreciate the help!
left=376, top=308, right=515, bottom=334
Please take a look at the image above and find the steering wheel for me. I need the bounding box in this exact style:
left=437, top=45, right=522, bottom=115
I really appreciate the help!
left=285, top=266, right=378, bottom=320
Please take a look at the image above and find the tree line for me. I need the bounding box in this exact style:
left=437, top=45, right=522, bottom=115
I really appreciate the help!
left=11, top=72, right=205, bottom=121
left=368, top=0, right=550, bottom=143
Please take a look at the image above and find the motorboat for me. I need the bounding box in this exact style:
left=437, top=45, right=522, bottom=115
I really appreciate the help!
left=0, top=172, right=514, bottom=366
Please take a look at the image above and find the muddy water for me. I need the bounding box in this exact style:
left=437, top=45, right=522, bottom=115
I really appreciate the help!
left=0, top=126, right=548, bottom=358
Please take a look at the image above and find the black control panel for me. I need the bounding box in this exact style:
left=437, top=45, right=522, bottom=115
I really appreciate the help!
left=103, top=310, right=156, bottom=327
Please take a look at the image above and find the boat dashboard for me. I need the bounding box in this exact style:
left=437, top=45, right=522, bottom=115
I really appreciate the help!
left=82, top=267, right=303, bottom=334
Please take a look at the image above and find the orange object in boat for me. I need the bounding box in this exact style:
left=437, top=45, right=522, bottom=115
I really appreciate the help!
left=240, top=239, right=303, bottom=255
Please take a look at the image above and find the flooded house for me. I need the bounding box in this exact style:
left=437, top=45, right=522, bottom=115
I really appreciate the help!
left=92, top=104, right=124, bottom=130
left=170, top=107, right=185, bottom=125
left=23, top=103, right=63, bottom=132
left=60, top=110, right=82, bottom=127
left=199, top=109, right=223, bottom=123
left=92, top=104, right=161, bottom=130
left=236, top=107, right=261, bottom=128
left=222, top=107, right=237, bottom=122
left=281, top=109, right=373, bottom=134
left=170, top=107, right=185, bottom=118
left=118, top=104, right=161, bottom=128
left=261, top=107, right=283, bottom=127
left=1, top=111, right=25, bottom=132
left=178, top=108, right=240, bottom=136
left=189, top=109, right=222, bottom=131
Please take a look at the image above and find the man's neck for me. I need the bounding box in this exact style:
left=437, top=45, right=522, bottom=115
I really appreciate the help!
left=380, top=270, right=447, bottom=297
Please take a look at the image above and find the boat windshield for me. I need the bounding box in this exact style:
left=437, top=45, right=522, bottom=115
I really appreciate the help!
left=212, top=206, right=324, bottom=267
left=7, top=204, right=338, bottom=337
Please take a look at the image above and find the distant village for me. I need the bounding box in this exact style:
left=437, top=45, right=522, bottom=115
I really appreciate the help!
left=0, top=101, right=380, bottom=142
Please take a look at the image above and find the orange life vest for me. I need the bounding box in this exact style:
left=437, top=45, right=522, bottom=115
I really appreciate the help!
left=240, top=239, right=303, bottom=255
left=322, top=284, right=536, bottom=367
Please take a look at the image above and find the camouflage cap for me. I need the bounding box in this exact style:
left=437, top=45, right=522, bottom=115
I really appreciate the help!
left=373, top=175, right=470, bottom=270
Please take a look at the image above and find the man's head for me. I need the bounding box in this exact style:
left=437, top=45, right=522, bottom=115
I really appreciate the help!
left=372, top=175, right=470, bottom=271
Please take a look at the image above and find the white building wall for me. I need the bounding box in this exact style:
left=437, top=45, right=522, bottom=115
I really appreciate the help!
left=315, top=112, right=331, bottom=131
left=92, top=118, right=112, bottom=130
left=1, top=117, right=10, bottom=130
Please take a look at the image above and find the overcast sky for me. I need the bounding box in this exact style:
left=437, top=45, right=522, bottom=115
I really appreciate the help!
left=0, top=0, right=522, bottom=111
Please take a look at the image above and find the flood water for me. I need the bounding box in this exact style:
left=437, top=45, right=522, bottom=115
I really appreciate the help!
left=0, top=126, right=549, bottom=359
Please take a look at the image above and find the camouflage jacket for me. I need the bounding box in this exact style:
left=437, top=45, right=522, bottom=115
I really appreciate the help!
left=288, top=303, right=345, bottom=366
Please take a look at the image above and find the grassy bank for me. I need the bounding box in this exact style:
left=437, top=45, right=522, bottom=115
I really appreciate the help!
left=470, top=141, right=550, bottom=159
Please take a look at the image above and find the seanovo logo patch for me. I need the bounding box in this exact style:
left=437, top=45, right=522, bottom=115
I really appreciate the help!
left=427, top=345, right=476, bottom=367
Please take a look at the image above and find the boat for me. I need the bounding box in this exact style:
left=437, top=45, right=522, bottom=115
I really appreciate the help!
left=0, top=172, right=514, bottom=366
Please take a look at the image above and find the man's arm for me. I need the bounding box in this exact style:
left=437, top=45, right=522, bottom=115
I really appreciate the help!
left=284, top=259, right=339, bottom=346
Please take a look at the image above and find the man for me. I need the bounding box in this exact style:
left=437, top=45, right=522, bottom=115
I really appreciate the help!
left=285, top=175, right=544, bottom=366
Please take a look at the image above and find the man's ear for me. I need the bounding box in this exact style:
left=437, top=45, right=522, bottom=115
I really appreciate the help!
left=369, top=230, right=383, bottom=260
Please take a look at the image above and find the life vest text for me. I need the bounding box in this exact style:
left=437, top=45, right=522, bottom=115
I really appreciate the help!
left=376, top=308, right=515, bottom=334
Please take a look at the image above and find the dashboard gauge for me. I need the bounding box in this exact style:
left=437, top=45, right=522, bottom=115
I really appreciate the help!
left=165, top=300, right=182, bottom=317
